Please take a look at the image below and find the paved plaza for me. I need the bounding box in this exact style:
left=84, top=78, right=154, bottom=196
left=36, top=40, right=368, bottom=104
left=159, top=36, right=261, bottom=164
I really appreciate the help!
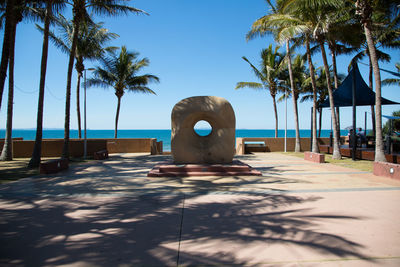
left=1, top=153, right=400, bottom=266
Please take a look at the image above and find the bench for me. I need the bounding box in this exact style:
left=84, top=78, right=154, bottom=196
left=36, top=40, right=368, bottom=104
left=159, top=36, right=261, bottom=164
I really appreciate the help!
left=39, top=158, right=69, bottom=174
left=94, top=150, right=109, bottom=160
left=245, top=142, right=267, bottom=153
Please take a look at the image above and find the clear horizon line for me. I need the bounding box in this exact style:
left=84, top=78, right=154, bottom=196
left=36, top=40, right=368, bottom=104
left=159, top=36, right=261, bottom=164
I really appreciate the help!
left=2, top=128, right=352, bottom=131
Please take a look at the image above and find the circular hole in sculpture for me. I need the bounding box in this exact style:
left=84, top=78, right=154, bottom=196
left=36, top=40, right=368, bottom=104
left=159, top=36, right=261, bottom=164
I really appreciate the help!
left=194, top=120, right=212, bottom=136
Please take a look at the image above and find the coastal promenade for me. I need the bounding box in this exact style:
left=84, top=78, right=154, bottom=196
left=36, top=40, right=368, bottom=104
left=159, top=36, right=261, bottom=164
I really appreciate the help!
left=1, top=153, right=400, bottom=266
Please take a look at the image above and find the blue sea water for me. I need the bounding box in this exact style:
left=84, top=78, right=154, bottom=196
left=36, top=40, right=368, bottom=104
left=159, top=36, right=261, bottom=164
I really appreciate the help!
left=1, top=129, right=348, bottom=151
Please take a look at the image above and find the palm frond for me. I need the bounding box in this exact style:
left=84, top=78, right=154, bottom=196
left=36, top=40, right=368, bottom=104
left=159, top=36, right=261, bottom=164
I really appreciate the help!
left=235, top=82, right=263, bottom=90
left=90, top=45, right=159, bottom=96
left=382, top=78, right=400, bottom=86
left=126, top=86, right=156, bottom=95
left=88, top=2, right=148, bottom=17
left=36, top=23, right=70, bottom=54
left=242, top=56, right=265, bottom=81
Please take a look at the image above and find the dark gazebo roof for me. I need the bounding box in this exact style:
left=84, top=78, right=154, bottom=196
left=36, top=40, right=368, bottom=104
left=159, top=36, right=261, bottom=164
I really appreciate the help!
left=319, top=64, right=399, bottom=108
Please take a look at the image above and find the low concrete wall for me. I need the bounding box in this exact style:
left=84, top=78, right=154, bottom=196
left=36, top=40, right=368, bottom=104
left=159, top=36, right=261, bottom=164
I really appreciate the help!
left=0, top=138, right=160, bottom=158
left=373, top=162, right=400, bottom=180
left=236, top=137, right=331, bottom=155
left=304, top=151, right=325, bottom=163
left=106, top=138, right=159, bottom=154
left=9, top=139, right=108, bottom=158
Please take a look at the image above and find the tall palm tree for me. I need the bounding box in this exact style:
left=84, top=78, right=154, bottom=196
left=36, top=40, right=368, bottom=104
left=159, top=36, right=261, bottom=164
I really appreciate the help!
left=0, top=0, right=14, bottom=112
left=351, top=7, right=399, bottom=137
left=278, top=54, right=308, bottom=143
left=266, top=8, right=321, bottom=152
left=235, top=45, right=286, bottom=138
left=246, top=0, right=303, bottom=152
left=42, top=14, right=118, bottom=139
left=87, top=46, right=159, bottom=138
left=61, top=0, right=147, bottom=159
left=28, top=0, right=65, bottom=168
left=305, top=36, right=319, bottom=152
left=355, top=0, right=399, bottom=162
left=283, top=0, right=343, bottom=159
left=0, top=0, right=25, bottom=161
left=285, top=39, right=301, bottom=152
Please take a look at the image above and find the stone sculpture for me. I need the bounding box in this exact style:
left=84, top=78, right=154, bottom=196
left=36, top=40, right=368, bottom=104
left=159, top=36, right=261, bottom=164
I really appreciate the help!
left=171, top=96, right=236, bottom=164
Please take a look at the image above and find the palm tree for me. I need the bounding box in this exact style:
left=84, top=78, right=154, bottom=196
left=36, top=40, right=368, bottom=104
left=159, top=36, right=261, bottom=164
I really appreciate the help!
left=28, top=1, right=65, bottom=168
left=61, top=0, right=147, bottom=159
left=246, top=0, right=303, bottom=152
left=0, top=0, right=14, bottom=112
left=264, top=8, right=321, bottom=152
left=304, top=36, right=320, bottom=152
left=382, top=62, right=400, bottom=88
left=283, top=0, right=343, bottom=159
left=87, top=46, right=159, bottom=138
left=235, top=45, right=286, bottom=138
left=351, top=8, right=399, bottom=137
left=42, top=14, right=118, bottom=139
left=0, top=0, right=25, bottom=161
left=278, top=56, right=308, bottom=147
left=355, top=0, right=399, bottom=162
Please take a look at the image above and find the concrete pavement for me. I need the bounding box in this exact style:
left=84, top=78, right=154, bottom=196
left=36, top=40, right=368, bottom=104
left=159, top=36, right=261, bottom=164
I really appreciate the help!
left=1, top=152, right=400, bottom=266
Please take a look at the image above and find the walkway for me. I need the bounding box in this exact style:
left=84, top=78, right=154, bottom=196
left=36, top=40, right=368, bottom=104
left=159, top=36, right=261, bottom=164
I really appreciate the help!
left=1, top=153, right=400, bottom=266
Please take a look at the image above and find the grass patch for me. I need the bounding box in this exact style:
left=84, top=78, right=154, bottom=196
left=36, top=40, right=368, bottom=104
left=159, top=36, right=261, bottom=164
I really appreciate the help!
left=281, top=152, right=373, bottom=172
left=0, top=157, right=94, bottom=184
left=0, top=159, right=40, bottom=184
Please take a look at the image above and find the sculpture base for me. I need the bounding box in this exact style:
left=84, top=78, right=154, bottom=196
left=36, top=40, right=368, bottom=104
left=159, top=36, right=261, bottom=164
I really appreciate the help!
left=147, top=160, right=262, bottom=177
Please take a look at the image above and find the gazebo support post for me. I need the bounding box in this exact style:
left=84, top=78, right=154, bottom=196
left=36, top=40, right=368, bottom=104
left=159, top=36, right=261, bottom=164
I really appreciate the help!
left=352, top=62, right=357, bottom=161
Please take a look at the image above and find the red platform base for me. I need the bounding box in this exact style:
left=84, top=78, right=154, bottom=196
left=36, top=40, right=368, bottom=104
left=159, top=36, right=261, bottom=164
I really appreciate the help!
left=147, top=160, right=262, bottom=177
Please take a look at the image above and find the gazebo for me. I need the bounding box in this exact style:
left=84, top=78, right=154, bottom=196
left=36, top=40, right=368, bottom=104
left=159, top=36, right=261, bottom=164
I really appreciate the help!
left=319, top=63, right=399, bottom=159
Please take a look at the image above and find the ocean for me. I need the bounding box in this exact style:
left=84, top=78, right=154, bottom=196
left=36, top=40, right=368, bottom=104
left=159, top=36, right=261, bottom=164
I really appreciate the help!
left=1, top=129, right=348, bottom=151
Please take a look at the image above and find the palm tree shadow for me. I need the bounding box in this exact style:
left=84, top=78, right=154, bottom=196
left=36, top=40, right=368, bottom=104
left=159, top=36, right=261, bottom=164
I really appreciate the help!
left=177, top=195, right=369, bottom=265
left=0, top=192, right=372, bottom=266
left=0, top=153, right=375, bottom=265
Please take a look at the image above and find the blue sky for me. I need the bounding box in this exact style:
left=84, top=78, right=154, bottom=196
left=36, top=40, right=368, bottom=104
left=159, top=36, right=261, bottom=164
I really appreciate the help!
left=0, top=0, right=399, bottom=130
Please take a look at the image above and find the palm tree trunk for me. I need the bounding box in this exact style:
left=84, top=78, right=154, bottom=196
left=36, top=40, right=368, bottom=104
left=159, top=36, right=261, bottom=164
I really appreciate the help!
left=306, top=39, right=319, bottom=153
left=329, top=43, right=341, bottom=143
left=272, top=94, right=278, bottom=138
left=29, top=3, right=51, bottom=168
left=62, top=1, right=82, bottom=159
left=0, top=20, right=17, bottom=161
left=363, top=21, right=386, bottom=162
left=286, top=39, right=300, bottom=152
left=368, top=56, right=376, bottom=136
left=0, top=0, right=13, bottom=112
left=318, top=108, right=322, bottom=138
left=76, top=72, right=82, bottom=139
left=319, top=40, right=341, bottom=159
left=115, top=95, right=121, bottom=138
left=292, top=94, right=301, bottom=151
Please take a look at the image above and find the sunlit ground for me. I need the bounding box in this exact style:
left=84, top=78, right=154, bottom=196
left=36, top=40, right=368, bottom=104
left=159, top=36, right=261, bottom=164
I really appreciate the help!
left=283, top=152, right=374, bottom=172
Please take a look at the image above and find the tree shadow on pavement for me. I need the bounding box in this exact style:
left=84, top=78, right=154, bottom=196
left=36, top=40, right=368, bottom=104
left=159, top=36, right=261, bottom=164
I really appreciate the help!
left=0, top=193, right=371, bottom=266
left=0, top=153, right=374, bottom=266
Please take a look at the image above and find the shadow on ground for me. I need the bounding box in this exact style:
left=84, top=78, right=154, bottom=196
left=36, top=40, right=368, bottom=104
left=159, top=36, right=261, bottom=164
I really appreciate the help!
left=0, top=153, right=372, bottom=266
left=0, top=154, right=299, bottom=197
